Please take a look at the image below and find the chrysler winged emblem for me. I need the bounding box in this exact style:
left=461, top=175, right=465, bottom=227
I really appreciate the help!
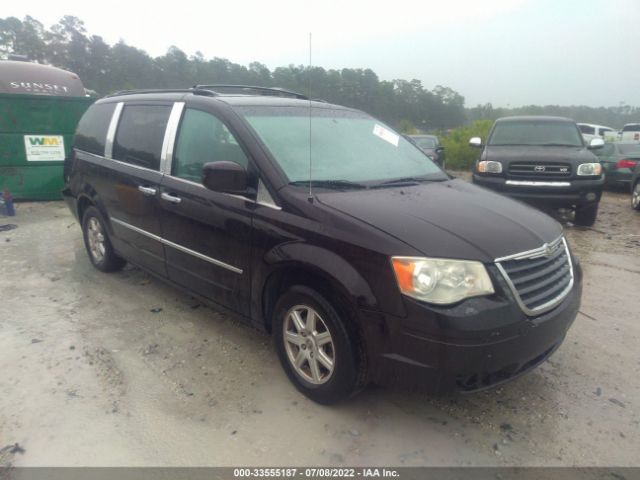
left=543, top=243, right=554, bottom=257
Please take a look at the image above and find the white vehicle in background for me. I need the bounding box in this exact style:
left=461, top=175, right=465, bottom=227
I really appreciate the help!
left=577, top=123, right=615, bottom=143
left=619, top=123, right=640, bottom=142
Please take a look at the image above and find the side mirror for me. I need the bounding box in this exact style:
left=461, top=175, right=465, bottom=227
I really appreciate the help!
left=588, top=138, right=605, bottom=149
left=202, top=161, right=247, bottom=194
left=469, top=137, right=483, bottom=148
left=436, top=146, right=445, bottom=152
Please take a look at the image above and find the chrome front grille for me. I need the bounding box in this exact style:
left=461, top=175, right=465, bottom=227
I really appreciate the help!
left=508, top=163, right=572, bottom=177
left=495, top=237, right=574, bottom=315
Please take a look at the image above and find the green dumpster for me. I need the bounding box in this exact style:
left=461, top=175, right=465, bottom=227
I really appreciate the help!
left=0, top=60, right=94, bottom=200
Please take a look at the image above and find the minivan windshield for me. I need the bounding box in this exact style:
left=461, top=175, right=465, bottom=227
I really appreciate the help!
left=489, top=120, right=584, bottom=147
left=239, top=106, right=446, bottom=185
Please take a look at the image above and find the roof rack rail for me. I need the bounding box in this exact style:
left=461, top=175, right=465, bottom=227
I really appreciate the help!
left=193, top=84, right=308, bottom=100
left=106, top=88, right=217, bottom=98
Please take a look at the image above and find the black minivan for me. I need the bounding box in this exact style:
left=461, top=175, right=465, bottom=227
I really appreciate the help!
left=63, top=86, right=582, bottom=404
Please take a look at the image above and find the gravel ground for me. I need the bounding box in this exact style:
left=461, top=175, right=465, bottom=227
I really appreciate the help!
left=0, top=188, right=638, bottom=467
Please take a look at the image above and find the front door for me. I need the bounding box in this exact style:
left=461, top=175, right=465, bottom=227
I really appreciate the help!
left=158, top=107, right=253, bottom=315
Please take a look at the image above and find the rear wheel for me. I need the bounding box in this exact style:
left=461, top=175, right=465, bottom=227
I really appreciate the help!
left=82, top=206, right=126, bottom=272
left=574, top=203, right=599, bottom=227
left=632, top=183, right=640, bottom=211
left=273, top=286, right=366, bottom=404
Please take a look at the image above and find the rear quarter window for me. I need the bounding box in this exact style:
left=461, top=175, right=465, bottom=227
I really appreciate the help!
left=579, top=124, right=595, bottom=135
left=112, top=104, right=172, bottom=170
left=74, top=103, right=116, bottom=156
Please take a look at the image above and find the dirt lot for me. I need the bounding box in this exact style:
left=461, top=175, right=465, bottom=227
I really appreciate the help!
left=0, top=189, right=639, bottom=467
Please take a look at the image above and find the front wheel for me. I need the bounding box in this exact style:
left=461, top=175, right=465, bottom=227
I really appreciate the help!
left=273, top=286, right=366, bottom=404
left=574, top=203, right=599, bottom=227
left=632, top=183, right=640, bottom=211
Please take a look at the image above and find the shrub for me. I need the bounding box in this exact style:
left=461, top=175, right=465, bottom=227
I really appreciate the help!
left=439, top=120, right=493, bottom=170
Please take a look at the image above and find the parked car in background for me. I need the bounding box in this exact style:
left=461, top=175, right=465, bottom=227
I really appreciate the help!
left=619, top=123, right=640, bottom=141
left=577, top=123, right=615, bottom=143
left=408, top=134, right=445, bottom=166
left=593, top=142, right=640, bottom=188
left=471, top=116, right=605, bottom=226
left=63, top=86, right=582, bottom=404
left=631, top=163, right=640, bottom=211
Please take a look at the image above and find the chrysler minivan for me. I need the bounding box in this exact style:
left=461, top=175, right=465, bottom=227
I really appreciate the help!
left=63, top=86, right=582, bottom=404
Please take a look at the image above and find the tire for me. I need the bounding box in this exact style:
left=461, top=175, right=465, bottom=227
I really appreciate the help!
left=273, top=285, right=367, bottom=404
left=81, top=206, right=126, bottom=272
left=632, top=182, right=640, bottom=211
left=574, top=203, right=599, bottom=227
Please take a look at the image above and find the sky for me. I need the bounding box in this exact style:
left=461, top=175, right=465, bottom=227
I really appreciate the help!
left=4, top=0, right=640, bottom=107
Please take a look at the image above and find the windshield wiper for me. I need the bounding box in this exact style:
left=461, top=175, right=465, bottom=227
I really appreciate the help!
left=374, top=176, right=447, bottom=187
left=289, top=179, right=368, bottom=190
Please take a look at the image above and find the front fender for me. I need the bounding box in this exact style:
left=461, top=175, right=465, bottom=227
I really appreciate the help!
left=250, top=242, right=381, bottom=329
left=267, top=242, right=377, bottom=306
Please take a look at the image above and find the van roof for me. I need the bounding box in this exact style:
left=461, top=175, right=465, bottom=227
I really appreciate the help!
left=577, top=123, right=614, bottom=130
left=98, top=86, right=350, bottom=110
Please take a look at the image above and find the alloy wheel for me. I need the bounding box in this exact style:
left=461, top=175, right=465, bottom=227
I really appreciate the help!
left=87, top=217, right=106, bottom=263
left=283, top=305, right=336, bottom=385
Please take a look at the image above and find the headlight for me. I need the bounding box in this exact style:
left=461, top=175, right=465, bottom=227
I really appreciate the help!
left=577, top=163, right=602, bottom=176
left=477, top=161, right=503, bottom=173
left=391, top=257, right=494, bottom=305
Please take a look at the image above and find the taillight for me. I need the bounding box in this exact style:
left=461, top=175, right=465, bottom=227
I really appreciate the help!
left=616, top=159, right=637, bottom=169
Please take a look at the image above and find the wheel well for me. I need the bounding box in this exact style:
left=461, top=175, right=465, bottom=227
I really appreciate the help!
left=77, top=196, right=94, bottom=223
left=262, top=266, right=356, bottom=334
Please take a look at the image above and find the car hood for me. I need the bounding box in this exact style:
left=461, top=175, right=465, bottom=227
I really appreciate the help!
left=484, top=145, right=597, bottom=164
left=316, top=179, right=562, bottom=263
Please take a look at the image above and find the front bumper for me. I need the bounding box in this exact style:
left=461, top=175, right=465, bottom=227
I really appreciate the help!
left=362, top=258, right=582, bottom=393
left=472, top=174, right=604, bottom=207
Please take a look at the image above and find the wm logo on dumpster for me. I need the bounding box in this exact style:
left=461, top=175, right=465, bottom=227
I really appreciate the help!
left=29, top=137, right=61, bottom=146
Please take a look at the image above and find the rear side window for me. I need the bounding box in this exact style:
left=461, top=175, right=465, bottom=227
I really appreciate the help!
left=113, top=104, right=172, bottom=170
left=618, top=144, right=640, bottom=155
left=622, top=124, right=640, bottom=132
left=578, top=124, right=595, bottom=135
left=74, top=103, right=116, bottom=155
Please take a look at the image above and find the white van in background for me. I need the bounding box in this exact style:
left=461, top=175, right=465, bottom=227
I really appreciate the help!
left=577, top=123, right=615, bottom=143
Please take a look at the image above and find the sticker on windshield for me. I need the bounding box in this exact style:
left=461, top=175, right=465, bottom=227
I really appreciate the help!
left=372, top=124, right=399, bottom=147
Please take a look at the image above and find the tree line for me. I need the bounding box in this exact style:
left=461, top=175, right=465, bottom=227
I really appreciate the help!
left=1, top=15, right=638, bottom=132
left=468, top=103, right=640, bottom=130
left=0, top=15, right=465, bottom=130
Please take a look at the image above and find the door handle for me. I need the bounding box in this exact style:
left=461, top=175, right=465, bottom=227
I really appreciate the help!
left=161, top=192, right=182, bottom=204
left=138, top=186, right=157, bottom=196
